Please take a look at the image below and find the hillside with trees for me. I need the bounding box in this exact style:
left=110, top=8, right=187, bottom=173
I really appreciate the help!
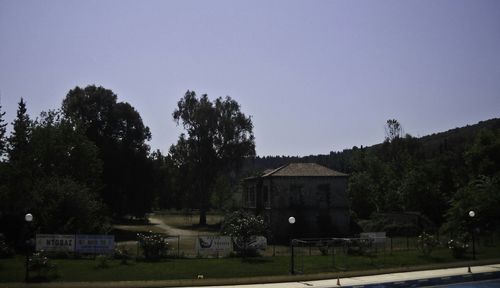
left=243, top=118, right=500, bottom=235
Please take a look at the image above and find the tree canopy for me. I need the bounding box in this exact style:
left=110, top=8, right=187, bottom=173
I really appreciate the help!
left=62, top=85, right=155, bottom=217
left=170, top=91, right=255, bottom=225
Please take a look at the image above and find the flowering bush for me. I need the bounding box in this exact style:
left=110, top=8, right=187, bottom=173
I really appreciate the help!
left=448, top=238, right=468, bottom=259
left=137, top=232, right=169, bottom=261
left=28, top=251, right=58, bottom=281
left=417, top=232, right=440, bottom=257
left=221, top=211, right=267, bottom=257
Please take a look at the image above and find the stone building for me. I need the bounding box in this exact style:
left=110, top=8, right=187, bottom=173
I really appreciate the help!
left=242, top=163, right=350, bottom=243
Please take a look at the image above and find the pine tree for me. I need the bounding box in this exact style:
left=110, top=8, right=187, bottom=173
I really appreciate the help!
left=8, top=98, right=32, bottom=162
left=0, top=103, right=7, bottom=158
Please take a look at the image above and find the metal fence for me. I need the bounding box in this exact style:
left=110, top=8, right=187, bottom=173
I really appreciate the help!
left=115, top=233, right=500, bottom=260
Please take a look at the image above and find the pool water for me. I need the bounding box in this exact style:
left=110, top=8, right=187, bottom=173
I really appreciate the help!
left=430, top=279, right=500, bottom=287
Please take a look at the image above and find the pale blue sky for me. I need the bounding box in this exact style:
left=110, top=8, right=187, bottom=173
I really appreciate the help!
left=1, top=0, right=499, bottom=156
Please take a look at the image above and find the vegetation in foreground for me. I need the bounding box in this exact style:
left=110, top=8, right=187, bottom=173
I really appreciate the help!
left=1, top=244, right=499, bottom=283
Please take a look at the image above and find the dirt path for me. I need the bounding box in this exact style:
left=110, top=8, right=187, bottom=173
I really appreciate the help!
left=148, top=214, right=202, bottom=236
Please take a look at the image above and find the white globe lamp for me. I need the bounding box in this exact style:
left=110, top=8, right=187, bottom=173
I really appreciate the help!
left=25, top=213, right=33, bottom=222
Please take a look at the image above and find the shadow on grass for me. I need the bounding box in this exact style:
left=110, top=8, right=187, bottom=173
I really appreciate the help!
left=241, top=257, right=273, bottom=264
left=417, top=255, right=449, bottom=263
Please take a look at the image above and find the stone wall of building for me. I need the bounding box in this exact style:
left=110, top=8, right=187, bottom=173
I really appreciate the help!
left=262, top=176, right=350, bottom=243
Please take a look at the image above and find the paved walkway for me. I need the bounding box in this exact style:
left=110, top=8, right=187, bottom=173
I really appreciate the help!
left=183, top=263, right=500, bottom=288
left=1, top=263, right=499, bottom=288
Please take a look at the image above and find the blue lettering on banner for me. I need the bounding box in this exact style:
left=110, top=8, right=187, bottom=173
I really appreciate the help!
left=75, top=235, right=115, bottom=254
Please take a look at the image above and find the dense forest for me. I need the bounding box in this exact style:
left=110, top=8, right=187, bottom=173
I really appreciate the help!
left=1, top=84, right=499, bottom=246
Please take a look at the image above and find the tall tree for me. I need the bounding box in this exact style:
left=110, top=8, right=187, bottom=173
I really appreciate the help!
left=62, top=85, right=153, bottom=217
left=0, top=99, right=35, bottom=244
left=0, top=103, right=7, bottom=158
left=8, top=98, right=32, bottom=162
left=170, top=91, right=255, bottom=225
left=385, top=119, right=403, bottom=142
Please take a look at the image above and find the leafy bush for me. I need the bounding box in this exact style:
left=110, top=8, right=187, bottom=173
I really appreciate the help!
left=28, top=251, right=58, bottom=281
left=137, top=232, right=169, bottom=261
left=417, top=232, right=440, bottom=257
left=114, top=247, right=132, bottom=264
left=0, top=237, right=14, bottom=258
left=448, top=238, right=468, bottom=259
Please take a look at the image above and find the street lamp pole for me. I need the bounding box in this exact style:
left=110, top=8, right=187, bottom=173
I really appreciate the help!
left=24, top=213, right=33, bottom=282
left=469, top=210, right=476, bottom=260
left=289, top=216, right=295, bottom=275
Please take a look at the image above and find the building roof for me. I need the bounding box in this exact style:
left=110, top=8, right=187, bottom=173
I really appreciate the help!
left=261, top=163, right=348, bottom=177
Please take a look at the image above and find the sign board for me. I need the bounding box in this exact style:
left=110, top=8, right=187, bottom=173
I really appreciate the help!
left=233, top=236, right=267, bottom=251
left=360, top=232, right=386, bottom=248
left=195, top=236, right=233, bottom=256
left=36, top=234, right=115, bottom=254
left=75, top=235, right=115, bottom=254
left=36, top=234, right=75, bottom=252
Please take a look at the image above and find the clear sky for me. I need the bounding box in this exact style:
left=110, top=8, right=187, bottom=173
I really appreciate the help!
left=1, top=0, right=499, bottom=156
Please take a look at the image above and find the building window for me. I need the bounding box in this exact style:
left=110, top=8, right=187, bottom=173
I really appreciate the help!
left=263, top=185, right=270, bottom=209
left=317, top=184, right=331, bottom=206
left=248, top=185, right=256, bottom=208
left=289, top=184, right=304, bottom=206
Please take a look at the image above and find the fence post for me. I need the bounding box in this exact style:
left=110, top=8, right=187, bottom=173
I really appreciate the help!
left=331, top=246, right=335, bottom=269
left=177, top=235, right=180, bottom=258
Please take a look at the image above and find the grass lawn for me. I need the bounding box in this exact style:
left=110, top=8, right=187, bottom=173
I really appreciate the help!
left=1, top=245, right=500, bottom=282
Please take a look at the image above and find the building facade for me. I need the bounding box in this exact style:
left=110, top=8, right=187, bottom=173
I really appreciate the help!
left=243, top=163, right=350, bottom=243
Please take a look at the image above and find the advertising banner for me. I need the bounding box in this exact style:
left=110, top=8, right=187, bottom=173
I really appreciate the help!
left=75, top=235, right=115, bottom=254
left=195, top=236, right=233, bottom=255
left=233, top=236, right=267, bottom=251
left=36, top=234, right=75, bottom=252
left=360, top=232, right=386, bottom=248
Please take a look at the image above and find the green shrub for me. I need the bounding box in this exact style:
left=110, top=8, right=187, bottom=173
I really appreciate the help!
left=0, top=238, right=14, bottom=258
left=417, top=232, right=440, bottom=257
left=114, top=247, right=133, bottom=264
left=28, top=251, right=58, bottom=281
left=137, top=232, right=169, bottom=261
left=448, top=238, right=468, bottom=259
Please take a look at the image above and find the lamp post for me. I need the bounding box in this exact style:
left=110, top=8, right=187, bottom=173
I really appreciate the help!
left=288, top=216, right=295, bottom=275
left=24, top=213, right=33, bottom=282
left=469, top=210, right=476, bottom=260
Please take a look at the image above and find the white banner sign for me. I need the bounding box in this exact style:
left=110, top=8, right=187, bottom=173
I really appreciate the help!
left=36, top=234, right=75, bottom=252
left=233, top=236, right=267, bottom=251
left=195, top=236, right=233, bottom=255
